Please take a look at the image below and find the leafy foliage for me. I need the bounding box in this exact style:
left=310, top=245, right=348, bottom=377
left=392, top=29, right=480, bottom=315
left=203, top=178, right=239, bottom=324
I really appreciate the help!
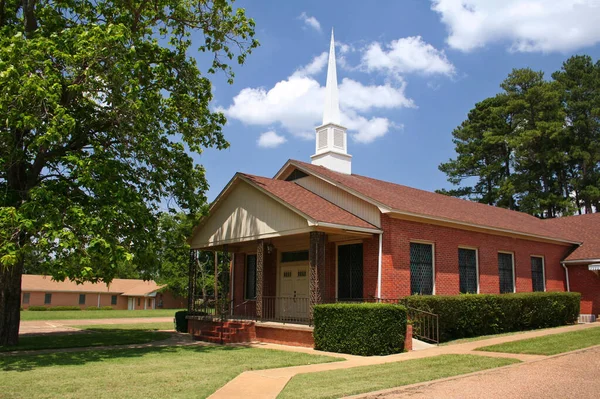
left=406, top=292, right=581, bottom=342
left=0, top=0, right=258, bottom=345
left=174, top=310, right=188, bottom=333
left=313, top=303, right=407, bottom=356
left=439, top=57, right=600, bottom=217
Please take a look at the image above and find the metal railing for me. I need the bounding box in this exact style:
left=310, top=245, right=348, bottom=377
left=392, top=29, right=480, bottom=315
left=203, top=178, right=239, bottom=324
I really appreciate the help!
left=261, top=296, right=310, bottom=324
left=190, top=295, right=439, bottom=343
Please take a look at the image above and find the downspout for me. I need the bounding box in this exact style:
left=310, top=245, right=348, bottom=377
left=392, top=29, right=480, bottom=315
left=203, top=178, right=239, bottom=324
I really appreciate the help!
left=230, top=253, right=235, bottom=316
left=561, top=262, right=570, bottom=292
left=377, top=233, right=383, bottom=299
left=97, top=293, right=100, bottom=308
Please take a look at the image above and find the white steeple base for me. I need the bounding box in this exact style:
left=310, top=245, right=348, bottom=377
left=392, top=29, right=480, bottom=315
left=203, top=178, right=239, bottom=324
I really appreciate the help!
left=311, top=151, right=352, bottom=174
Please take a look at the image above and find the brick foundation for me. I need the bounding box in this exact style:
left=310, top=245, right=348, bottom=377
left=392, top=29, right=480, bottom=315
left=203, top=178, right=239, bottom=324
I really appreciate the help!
left=255, top=324, right=314, bottom=347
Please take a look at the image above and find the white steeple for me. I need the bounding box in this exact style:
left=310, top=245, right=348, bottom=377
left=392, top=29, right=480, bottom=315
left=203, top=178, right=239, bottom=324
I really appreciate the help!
left=311, top=29, right=352, bottom=174
left=322, top=29, right=341, bottom=125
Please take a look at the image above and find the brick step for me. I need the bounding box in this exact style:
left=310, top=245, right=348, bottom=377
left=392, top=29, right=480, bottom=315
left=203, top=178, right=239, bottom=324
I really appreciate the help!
left=198, top=330, right=221, bottom=338
left=196, top=335, right=232, bottom=344
left=224, top=322, right=246, bottom=329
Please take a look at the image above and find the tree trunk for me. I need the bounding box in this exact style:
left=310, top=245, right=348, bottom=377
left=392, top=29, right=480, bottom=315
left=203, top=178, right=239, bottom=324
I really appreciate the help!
left=0, top=260, right=23, bottom=346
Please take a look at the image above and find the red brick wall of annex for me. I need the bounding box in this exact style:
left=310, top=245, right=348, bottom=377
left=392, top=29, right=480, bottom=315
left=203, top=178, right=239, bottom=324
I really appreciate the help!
left=378, top=215, right=573, bottom=298
left=21, top=292, right=128, bottom=309
left=567, top=265, right=600, bottom=315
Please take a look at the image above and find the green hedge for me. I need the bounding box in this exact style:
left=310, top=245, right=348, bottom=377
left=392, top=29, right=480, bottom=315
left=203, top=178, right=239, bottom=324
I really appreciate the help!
left=406, top=292, right=581, bottom=342
left=86, top=306, right=113, bottom=311
left=27, top=306, right=47, bottom=311
left=47, top=306, right=82, bottom=311
left=175, top=310, right=188, bottom=333
left=313, top=303, right=407, bottom=356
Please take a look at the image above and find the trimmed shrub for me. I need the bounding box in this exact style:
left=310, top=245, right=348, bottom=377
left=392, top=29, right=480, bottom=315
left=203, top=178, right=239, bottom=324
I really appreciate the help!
left=47, top=306, right=82, bottom=311
left=313, top=303, right=407, bottom=356
left=175, top=310, right=188, bottom=333
left=406, top=292, right=581, bottom=342
left=27, top=306, right=47, bottom=311
left=99, top=306, right=113, bottom=311
left=86, top=306, right=101, bottom=311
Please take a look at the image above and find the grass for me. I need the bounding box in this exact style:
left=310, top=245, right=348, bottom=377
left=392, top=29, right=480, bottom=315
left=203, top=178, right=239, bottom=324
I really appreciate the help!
left=20, top=308, right=183, bottom=321
left=0, top=345, right=340, bottom=399
left=278, top=354, right=519, bottom=399
left=476, top=326, right=600, bottom=355
left=0, top=329, right=172, bottom=353
left=74, top=322, right=175, bottom=331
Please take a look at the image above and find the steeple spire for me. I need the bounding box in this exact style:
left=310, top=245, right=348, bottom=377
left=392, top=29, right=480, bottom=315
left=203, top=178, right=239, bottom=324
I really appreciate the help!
left=323, top=29, right=341, bottom=125
left=311, top=28, right=352, bottom=174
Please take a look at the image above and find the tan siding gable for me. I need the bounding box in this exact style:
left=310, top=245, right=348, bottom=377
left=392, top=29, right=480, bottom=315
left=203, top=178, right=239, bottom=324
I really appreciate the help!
left=294, top=175, right=381, bottom=227
left=190, top=181, right=310, bottom=248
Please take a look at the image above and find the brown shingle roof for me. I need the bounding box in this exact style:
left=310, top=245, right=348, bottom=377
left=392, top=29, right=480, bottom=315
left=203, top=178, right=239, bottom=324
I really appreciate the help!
left=240, top=173, right=378, bottom=231
left=22, top=275, right=165, bottom=296
left=544, top=214, right=600, bottom=261
left=286, top=160, right=578, bottom=243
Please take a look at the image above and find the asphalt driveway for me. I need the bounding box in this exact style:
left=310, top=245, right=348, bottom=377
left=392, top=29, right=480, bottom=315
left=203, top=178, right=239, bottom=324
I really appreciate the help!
left=360, top=345, right=600, bottom=399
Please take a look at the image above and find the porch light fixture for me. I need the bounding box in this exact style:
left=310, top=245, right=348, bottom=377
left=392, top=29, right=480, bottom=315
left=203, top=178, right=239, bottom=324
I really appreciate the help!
left=266, top=243, right=274, bottom=254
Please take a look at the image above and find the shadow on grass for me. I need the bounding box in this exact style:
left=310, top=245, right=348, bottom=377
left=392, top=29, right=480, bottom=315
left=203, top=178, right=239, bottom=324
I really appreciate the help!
left=0, top=344, right=246, bottom=372
left=1, top=330, right=172, bottom=354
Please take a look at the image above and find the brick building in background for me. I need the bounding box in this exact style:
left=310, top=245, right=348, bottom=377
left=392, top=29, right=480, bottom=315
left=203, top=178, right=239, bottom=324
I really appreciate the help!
left=187, top=31, right=600, bottom=334
left=21, top=275, right=186, bottom=310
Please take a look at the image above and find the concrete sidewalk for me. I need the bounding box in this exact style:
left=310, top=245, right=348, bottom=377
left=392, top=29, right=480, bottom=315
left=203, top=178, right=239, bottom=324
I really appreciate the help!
left=208, top=322, right=600, bottom=399
left=19, top=317, right=174, bottom=335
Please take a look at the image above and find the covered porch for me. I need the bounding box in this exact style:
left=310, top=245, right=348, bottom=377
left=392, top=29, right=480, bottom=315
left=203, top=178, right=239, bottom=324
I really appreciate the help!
left=186, top=173, right=382, bottom=327
left=189, top=229, right=380, bottom=325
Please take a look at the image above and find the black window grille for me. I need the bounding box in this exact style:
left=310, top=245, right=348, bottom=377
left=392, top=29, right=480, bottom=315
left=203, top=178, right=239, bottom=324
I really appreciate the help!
left=498, top=253, right=514, bottom=293
left=245, top=254, right=257, bottom=300
left=337, top=244, right=363, bottom=300
left=79, top=294, right=86, bottom=305
left=459, top=248, right=478, bottom=294
left=22, top=293, right=30, bottom=304
left=410, top=243, right=434, bottom=295
left=281, top=250, right=309, bottom=263
left=531, top=256, right=545, bottom=292
left=111, top=295, right=118, bottom=305
left=44, top=293, right=52, bottom=304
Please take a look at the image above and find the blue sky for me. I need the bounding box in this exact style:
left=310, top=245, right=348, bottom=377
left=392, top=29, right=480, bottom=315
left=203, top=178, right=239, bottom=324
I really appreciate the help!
left=192, top=0, right=600, bottom=201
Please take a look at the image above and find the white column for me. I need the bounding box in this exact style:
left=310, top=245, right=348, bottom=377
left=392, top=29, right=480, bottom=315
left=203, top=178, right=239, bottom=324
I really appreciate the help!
left=144, top=297, right=147, bottom=310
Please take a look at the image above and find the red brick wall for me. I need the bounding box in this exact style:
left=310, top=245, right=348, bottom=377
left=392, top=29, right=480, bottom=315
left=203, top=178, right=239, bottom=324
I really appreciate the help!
left=568, top=265, right=600, bottom=315
left=21, top=292, right=127, bottom=309
left=378, top=215, right=572, bottom=298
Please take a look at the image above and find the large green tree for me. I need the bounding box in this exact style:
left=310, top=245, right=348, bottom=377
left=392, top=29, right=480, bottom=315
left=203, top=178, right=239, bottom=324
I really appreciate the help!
left=440, top=61, right=599, bottom=218
left=0, top=0, right=258, bottom=346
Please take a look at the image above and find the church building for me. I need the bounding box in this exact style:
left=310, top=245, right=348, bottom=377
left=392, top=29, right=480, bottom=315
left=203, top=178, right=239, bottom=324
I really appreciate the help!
left=187, top=31, right=600, bottom=344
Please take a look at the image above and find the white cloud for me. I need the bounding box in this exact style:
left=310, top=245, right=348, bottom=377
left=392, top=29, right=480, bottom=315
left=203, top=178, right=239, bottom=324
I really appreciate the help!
left=362, top=36, right=455, bottom=76
left=431, top=0, right=600, bottom=53
left=298, top=12, right=321, bottom=32
left=292, top=52, right=328, bottom=77
left=222, top=68, right=413, bottom=143
left=257, top=131, right=287, bottom=148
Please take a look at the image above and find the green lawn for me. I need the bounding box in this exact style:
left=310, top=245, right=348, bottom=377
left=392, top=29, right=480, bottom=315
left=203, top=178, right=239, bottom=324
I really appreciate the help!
left=0, top=329, right=172, bottom=352
left=279, top=355, right=519, bottom=399
left=0, top=346, right=340, bottom=399
left=20, top=309, right=182, bottom=321
left=476, top=326, right=600, bottom=355
left=74, top=322, right=175, bottom=331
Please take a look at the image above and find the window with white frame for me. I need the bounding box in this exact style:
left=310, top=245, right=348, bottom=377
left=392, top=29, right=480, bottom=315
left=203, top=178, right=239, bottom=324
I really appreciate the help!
left=531, top=256, right=545, bottom=292
left=459, top=248, right=478, bottom=294
left=498, top=252, right=515, bottom=293
left=410, top=242, right=434, bottom=295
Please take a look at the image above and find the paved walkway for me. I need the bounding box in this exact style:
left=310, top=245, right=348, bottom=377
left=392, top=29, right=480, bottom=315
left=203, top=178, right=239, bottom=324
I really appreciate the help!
left=356, top=345, right=600, bottom=399
left=19, top=317, right=174, bottom=335
left=208, top=323, right=600, bottom=399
